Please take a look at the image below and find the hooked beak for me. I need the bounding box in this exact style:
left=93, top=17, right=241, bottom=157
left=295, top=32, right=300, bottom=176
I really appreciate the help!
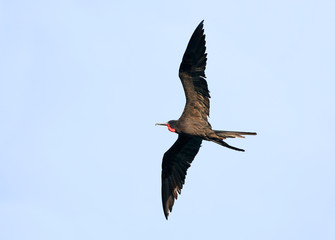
left=155, top=123, right=168, bottom=126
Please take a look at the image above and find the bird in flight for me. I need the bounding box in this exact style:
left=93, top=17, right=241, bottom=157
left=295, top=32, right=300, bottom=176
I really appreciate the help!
left=156, top=20, right=256, bottom=219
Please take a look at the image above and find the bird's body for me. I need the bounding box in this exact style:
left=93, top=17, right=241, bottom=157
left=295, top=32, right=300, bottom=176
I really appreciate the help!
left=156, top=21, right=256, bottom=219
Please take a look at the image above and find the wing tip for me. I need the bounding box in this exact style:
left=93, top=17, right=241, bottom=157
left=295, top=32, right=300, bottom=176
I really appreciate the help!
left=163, top=196, right=174, bottom=220
left=197, top=20, right=205, bottom=32
left=164, top=210, right=169, bottom=220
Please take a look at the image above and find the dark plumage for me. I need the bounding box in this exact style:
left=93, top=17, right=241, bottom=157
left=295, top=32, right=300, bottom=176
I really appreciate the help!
left=156, top=20, right=256, bottom=219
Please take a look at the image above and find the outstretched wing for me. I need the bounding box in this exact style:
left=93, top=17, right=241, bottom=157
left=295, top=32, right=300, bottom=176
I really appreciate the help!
left=161, top=134, right=202, bottom=219
left=179, top=20, right=210, bottom=122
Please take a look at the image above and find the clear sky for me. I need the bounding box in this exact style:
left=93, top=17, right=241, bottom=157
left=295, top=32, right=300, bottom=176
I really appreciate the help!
left=1, top=0, right=335, bottom=239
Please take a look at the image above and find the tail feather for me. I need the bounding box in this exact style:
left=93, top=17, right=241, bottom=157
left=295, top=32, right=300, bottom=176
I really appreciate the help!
left=210, top=138, right=245, bottom=152
left=214, top=130, right=257, bottom=139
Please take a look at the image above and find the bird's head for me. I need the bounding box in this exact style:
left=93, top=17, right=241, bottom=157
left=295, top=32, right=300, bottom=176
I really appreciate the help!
left=155, top=120, right=178, bottom=133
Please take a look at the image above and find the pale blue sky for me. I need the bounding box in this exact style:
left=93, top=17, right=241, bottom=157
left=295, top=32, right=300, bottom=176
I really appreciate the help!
left=1, top=0, right=335, bottom=239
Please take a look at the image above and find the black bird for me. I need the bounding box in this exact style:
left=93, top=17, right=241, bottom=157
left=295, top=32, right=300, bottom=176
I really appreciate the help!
left=156, top=21, right=256, bottom=219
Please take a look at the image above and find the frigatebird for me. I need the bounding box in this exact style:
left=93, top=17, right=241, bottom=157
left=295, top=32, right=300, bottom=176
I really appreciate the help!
left=156, top=20, right=256, bottom=219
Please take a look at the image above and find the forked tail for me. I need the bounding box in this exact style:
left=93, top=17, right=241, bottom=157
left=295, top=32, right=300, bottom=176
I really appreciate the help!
left=210, top=130, right=257, bottom=152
